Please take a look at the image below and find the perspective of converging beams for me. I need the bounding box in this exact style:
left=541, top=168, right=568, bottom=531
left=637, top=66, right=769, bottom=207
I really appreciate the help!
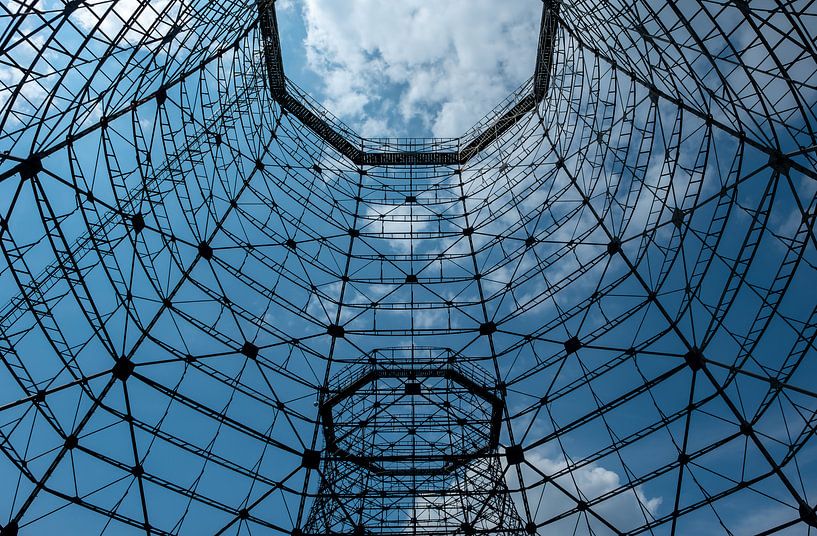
left=0, top=0, right=816, bottom=535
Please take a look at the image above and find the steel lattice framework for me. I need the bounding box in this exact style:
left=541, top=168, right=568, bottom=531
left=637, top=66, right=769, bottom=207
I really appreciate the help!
left=1, top=0, right=817, bottom=534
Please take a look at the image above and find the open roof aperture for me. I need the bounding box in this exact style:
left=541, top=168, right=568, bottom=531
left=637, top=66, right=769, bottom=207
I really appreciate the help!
left=262, top=0, right=559, bottom=165
left=274, top=0, right=544, bottom=138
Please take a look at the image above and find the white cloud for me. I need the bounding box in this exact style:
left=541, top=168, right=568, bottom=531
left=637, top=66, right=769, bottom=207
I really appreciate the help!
left=363, top=204, right=433, bottom=253
left=509, top=449, right=663, bottom=534
left=73, top=0, right=181, bottom=48
left=293, top=0, right=541, bottom=137
left=413, top=308, right=446, bottom=330
left=406, top=449, right=662, bottom=533
left=69, top=0, right=201, bottom=66
left=0, top=32, right=50, bottom=124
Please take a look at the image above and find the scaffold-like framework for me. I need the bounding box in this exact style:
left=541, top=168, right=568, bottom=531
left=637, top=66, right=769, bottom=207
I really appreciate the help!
left=1, top=0, right=817, bottom=534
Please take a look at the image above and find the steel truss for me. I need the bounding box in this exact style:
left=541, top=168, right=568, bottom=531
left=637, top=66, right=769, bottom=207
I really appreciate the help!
left=0, top=0, right=817, bottom=535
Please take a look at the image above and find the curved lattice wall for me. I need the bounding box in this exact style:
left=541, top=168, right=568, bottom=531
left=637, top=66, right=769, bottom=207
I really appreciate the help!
left=1, top=0, right=816, bottom=534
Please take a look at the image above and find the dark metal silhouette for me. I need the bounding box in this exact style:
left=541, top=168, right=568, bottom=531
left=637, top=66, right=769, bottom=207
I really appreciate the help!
left=1, top=0, right=816, bottom=534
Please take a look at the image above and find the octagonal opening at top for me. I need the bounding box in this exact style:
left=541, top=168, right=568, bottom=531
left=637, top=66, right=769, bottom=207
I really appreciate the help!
left=273, top=0, right=546, bottom=138
left=319, top=348, right=503, bottom=475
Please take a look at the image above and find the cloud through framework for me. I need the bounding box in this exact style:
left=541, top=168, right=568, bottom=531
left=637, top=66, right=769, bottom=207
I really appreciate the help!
left=0, top=0, right=816, bottom=535
left=284, top=0, right=542, bottom=137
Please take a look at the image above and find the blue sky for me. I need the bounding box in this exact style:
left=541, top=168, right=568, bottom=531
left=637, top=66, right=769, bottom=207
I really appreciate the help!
left=0, top=0, right=816, bottom=535
left=275, top=0, right=540, bottom=137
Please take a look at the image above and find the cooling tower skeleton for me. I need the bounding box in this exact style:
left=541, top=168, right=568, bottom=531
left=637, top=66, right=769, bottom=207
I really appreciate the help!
left=1, top=0, right=817, bottom=535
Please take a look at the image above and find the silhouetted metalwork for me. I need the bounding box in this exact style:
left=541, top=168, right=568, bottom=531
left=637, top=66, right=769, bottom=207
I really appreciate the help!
left=1, top=0, right=816, bottom=534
